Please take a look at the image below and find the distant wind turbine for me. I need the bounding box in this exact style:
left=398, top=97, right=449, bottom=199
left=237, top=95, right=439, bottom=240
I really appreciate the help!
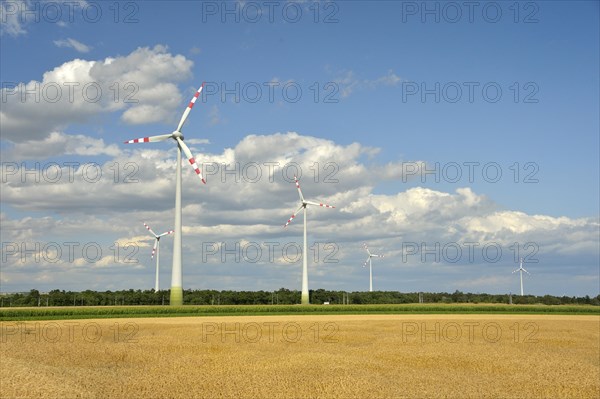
left=363, top=243, right=384, bottom=292
left=144, top=223, right=173, bottom=292
left=512, top=257, right=530, bottom=296
left=284, top=176, right=335, bottom=305
left=125, top=83, right=206, bottom=305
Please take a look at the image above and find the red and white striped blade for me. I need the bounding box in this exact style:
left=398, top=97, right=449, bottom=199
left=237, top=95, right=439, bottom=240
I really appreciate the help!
left=176, top=83, right=204, bottom=132
left=284, top=204, right=305, bottom=227
left=363, top=257, right=370, bottom=267
left=305, top=200, right=335, bottom=209
left=158, top=230, right=174, bottom=237
left=363, top=243, right=371, bottom=255
left=176, top=137, right=206, bottom=184
left=125, top=134, right=172, bottom=144
left=151, top=239, right=158, bottom=259
left=144, top=222, right=157, bottom=237
left=294, top=176, right=305, bottom=202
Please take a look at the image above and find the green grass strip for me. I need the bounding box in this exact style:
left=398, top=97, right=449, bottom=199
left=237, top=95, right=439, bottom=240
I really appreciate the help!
left=1, top=304, right=598, bottom=321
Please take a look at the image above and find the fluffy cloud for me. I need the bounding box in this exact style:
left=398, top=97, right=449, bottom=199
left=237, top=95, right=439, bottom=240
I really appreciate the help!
left=1, top=132, right=598, bottom=295
left=0, top=45, right=193, bottom=142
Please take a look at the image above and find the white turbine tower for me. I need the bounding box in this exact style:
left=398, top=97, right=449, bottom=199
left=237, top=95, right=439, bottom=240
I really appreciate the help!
left=144, top=223, right=174, bottom=292
left=125, top=83, right=206, bottom=306
left=284, top=176, right=335, bottom=305
left=512, top=257, right=530, bottom=296
left=362, top=243, right=384, bottom=292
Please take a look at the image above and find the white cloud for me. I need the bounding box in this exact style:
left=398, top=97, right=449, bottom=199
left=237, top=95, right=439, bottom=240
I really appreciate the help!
left=331, top=69, right=402, bottom=98
left=454, top=275, right=513, bottom=290
left=1, top=0, right=89, bottom=37
left=186, top=138, right=210, bottom=145
left=53, top=38, right=92, bottom=53
left=0, top=0, right=29, bottom=37
left=0, top=45, right=194, bottom=142
left=1, top=132, right=121, bottom=160
left=334, top=70, right=360, bottom=98
left=208, top=105, right=223, bottom=126
left=368, top=69, right=401, bottom=87
left=1, top=132, right=598, bottom=294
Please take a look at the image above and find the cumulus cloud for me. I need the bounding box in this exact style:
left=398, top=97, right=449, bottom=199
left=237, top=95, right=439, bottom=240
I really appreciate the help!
left=0, top=45, right=194, bottom=142
left=1, top=132, right=598, bottom=295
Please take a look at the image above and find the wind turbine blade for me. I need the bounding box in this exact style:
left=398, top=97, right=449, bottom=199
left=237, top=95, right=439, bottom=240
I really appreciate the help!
left=363, top=256, right=370, bottom=267
left=176, top=137, right=206, bottom=184
left=294, top=176, right=305, bottom=202
left=372, top=253, right=383, bottom=258
left=144, top=222, right=158, bottom=237
left=124, top=134, right=172, bottom=144
left=176, top=83, right=204, bottom=132
left=284, top=204, right=305, bottom=227
left=305, top=200, right=335, bottom=209
left=158, top=230, right=174, bottom=237
left=522, top=268, right=530, bottom=275
left=512, top=269, right=519, bottom=274
left=151, top=238, right=158, bottom=259
left=363, top=243, right=372, bottom=256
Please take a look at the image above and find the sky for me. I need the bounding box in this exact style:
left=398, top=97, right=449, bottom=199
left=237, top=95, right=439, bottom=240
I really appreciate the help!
left=0, top=0, right=598, bottom=297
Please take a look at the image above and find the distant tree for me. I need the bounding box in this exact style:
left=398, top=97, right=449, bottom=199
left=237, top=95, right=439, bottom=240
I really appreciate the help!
left=25, top=289, right=40, bottom=306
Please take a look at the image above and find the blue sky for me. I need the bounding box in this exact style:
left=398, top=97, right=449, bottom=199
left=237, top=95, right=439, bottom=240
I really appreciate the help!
left=1, top=1, right=598, bottom=296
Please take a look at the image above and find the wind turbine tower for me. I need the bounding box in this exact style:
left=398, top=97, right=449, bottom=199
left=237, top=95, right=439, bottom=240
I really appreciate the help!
left=144, top=223, right=173, bottom=291
left=512, top=257, right=530, bottom=296
left=363, top=243, right=384, bottom=292
left=125, top=84, right=206, bottom=305
left=283, top=176, right=335, bottom=305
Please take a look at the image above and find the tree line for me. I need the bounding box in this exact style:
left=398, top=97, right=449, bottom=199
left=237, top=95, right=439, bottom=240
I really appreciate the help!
left=1, top=289, right=599, bottom=307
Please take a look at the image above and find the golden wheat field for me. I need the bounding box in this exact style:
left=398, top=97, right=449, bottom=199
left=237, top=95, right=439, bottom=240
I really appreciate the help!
left=1, top=314, right=598, bottom=399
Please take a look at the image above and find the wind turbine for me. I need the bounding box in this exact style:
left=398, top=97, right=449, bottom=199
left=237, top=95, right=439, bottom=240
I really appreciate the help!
left=284, top=176, right=335, bottom=305
left=512, top=257, right=530, bottom=296
left=144, top=222, right=174, bottom=292
left=125, top=84, right=206, bottom=306
left=362, top=243, right=384, bottom=292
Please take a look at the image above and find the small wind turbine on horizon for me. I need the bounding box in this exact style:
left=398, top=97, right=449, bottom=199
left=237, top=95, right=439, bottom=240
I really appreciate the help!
left=284, top=176, right=335, bottom=305
left=124, top=83, right=206, bottom=306
left=512, top=257, right=530, bottom=296
left=144, top=222, right=173, bottom=292
left=363, top=243, right=384, bottom=292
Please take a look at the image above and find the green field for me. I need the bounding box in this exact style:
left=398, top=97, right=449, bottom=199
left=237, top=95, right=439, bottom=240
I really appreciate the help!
left=1, top=303, right=598, bottom=321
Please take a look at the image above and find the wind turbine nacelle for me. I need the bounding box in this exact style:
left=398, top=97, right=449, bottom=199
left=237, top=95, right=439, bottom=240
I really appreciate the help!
left=172, top=131, right=184, bottom=140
